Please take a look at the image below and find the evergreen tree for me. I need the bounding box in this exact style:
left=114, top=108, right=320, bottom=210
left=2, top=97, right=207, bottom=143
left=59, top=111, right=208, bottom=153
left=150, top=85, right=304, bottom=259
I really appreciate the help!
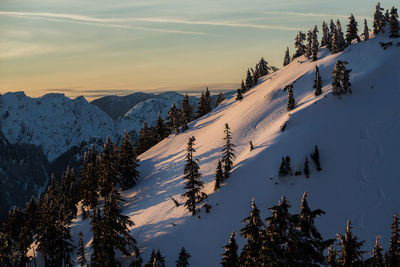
left=182, top=137, right=204, bottom=216
left=283, top=47, right=291, bottom=66
left=257, top=57, right=270, bottom=76
left=239, top=198, right=265, bottom=266
left=136, top=121, right=156, bottom=154
left=305, top=30, right=313, bottom=58
left=98, top=137, right=118, bottom=199
left=155, top=112, right=169, bottom=142
left=288, top=192, right=333, bottom=266
left=389, top=6, right=399, bottom=38
left=332, top=61, right=352, bottom=96
left=240, top=80, right=246, bottom=93
left=336, top=20, right=346, bottom=51
left=216, top=92, right=225, bottom=107
left=374, top=2, right=385, bottom=34
left=287, top=85, right=295, bottom=111
left=363, top=19, right=370, bottom=41
left=328, top=20, right=337, bottom=52
left=304, top=157, right=310, bottom=178
left=101, top=187, right=136, bottom=266
left=250, top=141, right=254, bottom=151
left=176, top=247, right=191, bottom=267
left=336, top=220, right=366, bottom=266
left=311, top=145, right=322, bottom=171
left=155, top=250, right=166, bottom=267
left=279, top=157, right=289, bottom=177
left=118, top=130, right=140, bottom=190
left=221, top=232, right=239, bottom=267
left=236, top=89, right=243, bottom=101
left=181, top=93, right=193, bottom=132
left=367, top=236, right=384, bottom=267
left=214, top=160, right=223, bottom=191
left=293, top=31, right=306, bottom=58
left=313, top=66, right=323, bottom=96
left=37, top=176, right=74, bottom=267
left=90, top=208, right=104, bottom=267
left=61, top=166, right=79, bottom=221
left=252, top=66, right=261, bottom=86
left=245, top=69, right=254, bottom=91
left=311, top=25, right=319, bottom=61
left=346, top=14, right=360, bottom=45
left=204, top=87, right=212, bottom=114
left=77, top=232, right=87, bottom=267
left=221, top=123, right=236, bottom=179
left=286, top=156, right=292, bottom=174
left=327, top=245, right=338, bottom=267
left=386, top=213, right=400, bottom=267
left=80, top=144, right=99, bottom=210
left=145, top=249, right=156, bottom=267
left=261, top=196, right=293, bottom=266
left=321, top=21, right=330, bottom=47
left=167, top=102, right=180, bottom=134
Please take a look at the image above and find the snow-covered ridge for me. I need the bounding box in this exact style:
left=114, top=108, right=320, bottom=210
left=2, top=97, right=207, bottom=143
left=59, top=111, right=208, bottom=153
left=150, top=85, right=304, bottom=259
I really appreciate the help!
left=0, top=91, right=201, bottom=161
left=69, top=33, right=400, bottom=266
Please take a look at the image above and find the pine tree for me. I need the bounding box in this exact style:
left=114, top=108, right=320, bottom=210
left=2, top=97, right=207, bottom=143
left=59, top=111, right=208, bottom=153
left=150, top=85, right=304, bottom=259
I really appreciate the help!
left=155, top=112, right=168, bottom=142
left=257, top=57, right=270, bottom=76
left=182, top=137, right=204, bottom=215
left=240, top=80, right=246, bottom=93
left=363, top=19, right=370, bottom=41
left=221, top=123, right=236, bottom=179
left=221, top=232, right=239, bottom=267
left=346, top=14, right=360, bottom=45
left=293, top=31, right=306, bottom=58
left=252, top=66, right=261, bottom=86
left=327, top=245, right=338, bottom=267
left=77, top=232, right=87, bottom=267
left=342, top=62, right=352, bottom=94
left=118, top=130, right=140, bottom=190
left=289, top=192, right=333, bottom=266
left=305, top=30, right=313, bottom=58
left=287, top=85, right=295, bottom=111
left=304, top=157, right=310, bottom=178
left=204, top=87, right=212, bottom=114
left=279, top=157, right=289, bottom=177
left=328, top=20, right=337, bottom=52
left=61, top=166, right=79, bottom=221
left=136, top=120, right=155, bottom=154
left=176, top=247, right=191, bottom=267
left=311, top=25, right=319, bottom=61
left=98, top=137, right=118, bottom=199
left=386, top=213, right=400, bottom=267
left=155, top=250, right=166, bottom=267
left=90, top=208, right=104, bottom=267
left=336, top=220, right=366, bottom=266
left=336, top=20, right=346, bottom=51
left=389, top=6, right=399, bottom=38
left=239, top=198, right=265, bottom=266
left=145, top=249, right=156, bottom=267
left=236, top=89, right=243, bottom=101
left=261, top=196, right=293, bottom=265
left=216, top=92, right=225, bottom=107
left=311, top=145, right=322, bottom=171
left=332, top=61, right=352, bottom=96
left=286, top=156, right=292, bottom=174
left=181, top=93, right=193, bottom=132
left=101, top=187, right=137, bottom=266
left=245, top=69, right=254, bottom=90
left=167, top=102, right=180, bottom=134
left=313, top=66, right=322, bottom=96
left=249, top=141, right=254, bottom=151
left=321, top=21, right=330, bottom=47
left=368, top=236, right=384, bottom=267
left=374, top=2, right=385, bottom=34
left=80, top=144, right=99, bottom=210
left=283, top=47, right=291, bottom=66
left=214, top=160, right=223, bottom=191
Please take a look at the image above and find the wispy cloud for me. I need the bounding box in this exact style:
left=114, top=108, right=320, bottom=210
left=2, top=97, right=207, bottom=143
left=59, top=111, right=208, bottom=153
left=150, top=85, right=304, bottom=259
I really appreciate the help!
left=0, top=11, right=208, bottom=35
left=262, top=11, right=348, bottom=19
left=0, top=11, right=305, bottom=32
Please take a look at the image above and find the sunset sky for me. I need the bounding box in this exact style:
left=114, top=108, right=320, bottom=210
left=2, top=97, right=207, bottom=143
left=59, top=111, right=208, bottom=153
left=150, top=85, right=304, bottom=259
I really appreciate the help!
left=0, top=0, right=396, bottom=100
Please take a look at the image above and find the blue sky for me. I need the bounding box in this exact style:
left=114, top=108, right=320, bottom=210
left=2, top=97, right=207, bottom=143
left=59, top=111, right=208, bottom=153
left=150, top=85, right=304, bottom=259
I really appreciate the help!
left=0, top=0, right=397, bottom=100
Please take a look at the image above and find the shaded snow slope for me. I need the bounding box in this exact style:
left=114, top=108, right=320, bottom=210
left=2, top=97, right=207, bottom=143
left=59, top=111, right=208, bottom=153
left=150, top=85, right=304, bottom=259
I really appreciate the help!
left=71, top=33, right=400, bottom=266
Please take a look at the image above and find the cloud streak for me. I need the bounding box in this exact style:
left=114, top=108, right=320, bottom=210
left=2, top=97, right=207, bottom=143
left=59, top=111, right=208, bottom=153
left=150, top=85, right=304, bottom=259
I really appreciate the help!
left=0, top=11, right=305, bottom=32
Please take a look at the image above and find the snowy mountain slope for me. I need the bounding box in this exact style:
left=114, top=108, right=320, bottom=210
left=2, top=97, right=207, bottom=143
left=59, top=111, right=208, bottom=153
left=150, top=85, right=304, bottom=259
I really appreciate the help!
left=0, top=92, right=116, bottom=161
left=70, top=33, right=400, bottom=266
